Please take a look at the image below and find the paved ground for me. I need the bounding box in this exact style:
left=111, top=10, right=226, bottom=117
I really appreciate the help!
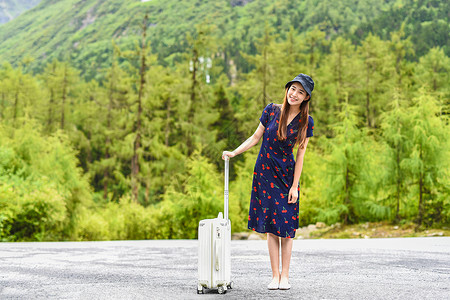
left=0, top=237, right=449, bottom=299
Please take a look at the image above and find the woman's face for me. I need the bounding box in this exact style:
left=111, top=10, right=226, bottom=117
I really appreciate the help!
left=287, top=82, right=310, bottom=107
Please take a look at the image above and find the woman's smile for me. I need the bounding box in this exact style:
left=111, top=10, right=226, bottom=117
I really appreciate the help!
left=289, top=96, right=299, bottom=102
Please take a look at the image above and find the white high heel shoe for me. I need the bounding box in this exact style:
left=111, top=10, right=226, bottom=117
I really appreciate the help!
left=267, top=277, right=279, bottom=290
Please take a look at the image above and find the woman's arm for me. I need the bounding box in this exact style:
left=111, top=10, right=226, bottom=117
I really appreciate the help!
left=222, top=123, right=266, bottom=160
left=288, top=137, right=310, bottom=204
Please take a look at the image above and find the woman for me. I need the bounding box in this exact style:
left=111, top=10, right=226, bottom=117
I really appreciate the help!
left=222, top=73, right=314, bottom=290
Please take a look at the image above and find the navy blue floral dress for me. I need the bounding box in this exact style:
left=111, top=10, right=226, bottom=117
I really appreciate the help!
left=248, top=103, right=314, bottom=238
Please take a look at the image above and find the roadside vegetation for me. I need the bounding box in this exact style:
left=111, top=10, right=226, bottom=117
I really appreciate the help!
left=0, top=0, right=448, bottom=241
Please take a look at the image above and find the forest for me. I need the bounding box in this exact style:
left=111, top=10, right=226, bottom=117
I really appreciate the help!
left=0, top=0, right=449, bottom=241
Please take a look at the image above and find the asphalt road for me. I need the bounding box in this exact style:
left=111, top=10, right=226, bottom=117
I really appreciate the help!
left=0, top=237, right=449, bottom=299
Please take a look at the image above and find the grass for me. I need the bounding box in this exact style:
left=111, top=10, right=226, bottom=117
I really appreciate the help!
left=299, top=221, right=450, bottom=239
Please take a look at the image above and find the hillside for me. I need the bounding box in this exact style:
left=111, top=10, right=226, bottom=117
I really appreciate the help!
left=0, top=0, right=448, bottom=242
left=0, top=0, right=41, bottom=24
left=0, top=0, right=447, bottom=80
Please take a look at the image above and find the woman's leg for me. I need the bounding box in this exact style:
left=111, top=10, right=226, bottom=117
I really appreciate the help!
left=267, top=233, right=280, bottom=280
left=280, top=237, right=293, bottom=281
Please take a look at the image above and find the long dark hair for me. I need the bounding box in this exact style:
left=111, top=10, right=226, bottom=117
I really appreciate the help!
left=276, top=88, right=310, bottom=149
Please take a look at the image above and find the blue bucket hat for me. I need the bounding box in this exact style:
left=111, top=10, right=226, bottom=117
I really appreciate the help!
left=285, top=73, right=314, bottom=101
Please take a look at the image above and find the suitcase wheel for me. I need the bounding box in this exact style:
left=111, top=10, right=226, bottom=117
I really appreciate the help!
left=218, top=285, right=227, bottom=294
left=197, top=285, right=205, bottom=294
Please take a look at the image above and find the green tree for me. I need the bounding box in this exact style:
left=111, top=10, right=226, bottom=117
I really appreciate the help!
left=239, top=22, right=279, bottom=104
left=209, top=78, right=245, bottom=174
left=401, top=90, right=450, bottom=227
left=236, top=22, right=281, bottom=137
left=38, top=59, right=79, bottom=131
left=389, top=23, right=415, bottom=89
left=156, top=150, right=222, bottom=239
left=118, top=14, right=157, bottom=202
left=414, top=47, right=450, bottom=115
left=0, top=121, right=92, bottom=241
left=321, top=99, right=368, bottom=224
left=139, top=64, right=187, bottom=205
left=185, top=22, right=218, bottom=155
left=357, top=33, right=393, bottom=128
left=316, top=36, right=358, bottom=136
left=379, top=91, right=410, bottom=222
left=0, top=63, right=40, bottom=126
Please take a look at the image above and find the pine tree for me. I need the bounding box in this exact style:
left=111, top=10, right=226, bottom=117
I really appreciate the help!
left=117, top=14, right=154, bottom=202
left=322, top=97, right=367, bottom=224
left=0, top=63, right=14, bottom=122
left=39, top=59, right=79, bottom=131
left=401, top=90, right=449, bottom=228
left=139, top=64, right=187, bottom=205
left=303, top=26, right=327, bottom=77
left=380, top=91, right=410, bottom=222
left=209, top=78, right=245, bottom=174
left=414, top=47, right=450, bottom=115
left=389, top=23, right=415, bottom=89
left=316, top=36, right=358, bottom=136
left=0, top=64, right=39, bottom=126
left=157, top=149, right=222, bottom=239
left=80, top=43, right=132, bottom=202
left=236, top=22, right=281, bottom=138
left=357, top=33, right=392, bottom=128
left=40, top=60, right=58, bottom=133
left=185, top=22, right=218, bottom=156
left=240, top=22, right=279, bottom=107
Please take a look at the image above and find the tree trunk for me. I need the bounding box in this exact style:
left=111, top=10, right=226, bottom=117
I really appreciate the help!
left=365, top=65, right=371, bottom=128
left=396, top=55, right=402, bottom=86
left=131, top=14, right=148, bottom=202
left=308, top=40, right=315, bottom=112
left=433, top=65, right=437, bottom=91
left=13, top=75, right=20, bottom=123
left=103, top=145, right=110, bottom=200
left=104, top=74, right=114, bottom=200
left=337, top=49, right=342, bottom=104
left=309, top=42, right=315, bottom=66
left=262, top=32, right=268, bottom=107
left=47, top=88, right=54, bottom=132
left=60, top=64, right=68, bottom=130
left=416, top=145, right=424, bottom=228
left=0, top=92, right=4, bottom=120
left=145, top=178, right=150, bottom=205
left=165, top=97, right=171, bottom=147
left=344, top=166, right=350, bottom=224
left=395, top=144, right=401, bottom=222
left=187, top=48, right=198, bottom=156
left=13, top=90, right=18, bottom=122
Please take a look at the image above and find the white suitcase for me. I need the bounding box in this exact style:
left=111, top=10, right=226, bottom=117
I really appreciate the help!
left=197, top=157, right=233, bottom=294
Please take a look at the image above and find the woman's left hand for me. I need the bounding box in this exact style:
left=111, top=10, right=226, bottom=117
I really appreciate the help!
left=288, top=186, right=298, bottom=204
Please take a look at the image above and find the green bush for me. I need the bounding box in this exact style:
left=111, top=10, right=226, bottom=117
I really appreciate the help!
left=0, top=122, right=93, bottom=241
left=75, top=208, right=111, bottom=241
left=0, top=181, right=66, bottom=241
left=75, top=196, right=157, bottom=241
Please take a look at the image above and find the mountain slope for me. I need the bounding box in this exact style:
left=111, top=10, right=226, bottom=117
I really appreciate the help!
left=0, top=0, right=237, bottom=77
left=0, top=0, right=41, bottom=24
left=0, top=0, right=447, bottom=79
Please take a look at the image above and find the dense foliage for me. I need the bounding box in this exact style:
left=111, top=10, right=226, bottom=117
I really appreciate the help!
left=0, top=0, right=449, bottom=241
left=0, top=0, right=448, bottom=80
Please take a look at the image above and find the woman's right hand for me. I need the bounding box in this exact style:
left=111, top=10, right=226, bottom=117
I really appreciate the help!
left=222, top=151, right=236, bottom=160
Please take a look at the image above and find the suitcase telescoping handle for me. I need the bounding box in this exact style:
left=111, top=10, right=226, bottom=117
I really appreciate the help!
left=224, top=156, right=229, bottom=221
